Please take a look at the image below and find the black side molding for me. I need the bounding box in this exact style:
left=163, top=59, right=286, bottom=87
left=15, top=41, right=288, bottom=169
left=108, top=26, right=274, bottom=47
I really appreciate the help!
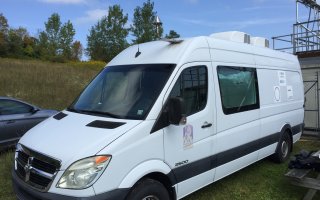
left=170, top=123, right=304, bottom=184
left=53, top=112, right=67, bottom=120
left=86, top=120, right=125, bottom=129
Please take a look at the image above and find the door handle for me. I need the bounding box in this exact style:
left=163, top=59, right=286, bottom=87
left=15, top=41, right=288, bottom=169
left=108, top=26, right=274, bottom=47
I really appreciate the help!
left=201, top=122, right=212, bottom=129
left=6, top=120, right=15, bottom=124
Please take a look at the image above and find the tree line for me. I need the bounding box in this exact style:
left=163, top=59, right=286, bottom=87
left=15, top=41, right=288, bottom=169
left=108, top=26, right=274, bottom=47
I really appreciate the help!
left=0, top=0, right=180, bottom=63
left=0, top=13, right=82, bottom=62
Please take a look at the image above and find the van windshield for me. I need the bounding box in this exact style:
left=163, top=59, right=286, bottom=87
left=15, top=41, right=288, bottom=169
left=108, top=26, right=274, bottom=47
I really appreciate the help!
left=68, top=64, right=175, bottom=120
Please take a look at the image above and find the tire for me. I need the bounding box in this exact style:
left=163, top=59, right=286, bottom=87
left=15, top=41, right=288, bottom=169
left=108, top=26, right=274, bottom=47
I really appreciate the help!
left=272, top=131, right=292, bottom=163
left=126, top=178, right=171, bottom=200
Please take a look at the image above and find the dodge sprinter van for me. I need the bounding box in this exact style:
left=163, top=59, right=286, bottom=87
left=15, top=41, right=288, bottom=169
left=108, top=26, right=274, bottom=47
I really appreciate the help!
left=12, top=31, right=304, bottom=200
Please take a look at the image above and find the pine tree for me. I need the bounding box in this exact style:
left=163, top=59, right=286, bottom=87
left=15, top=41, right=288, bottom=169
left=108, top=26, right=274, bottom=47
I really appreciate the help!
left=131, top=0, right=163, bottom=44
left=87, top=5, right=128, bottom=62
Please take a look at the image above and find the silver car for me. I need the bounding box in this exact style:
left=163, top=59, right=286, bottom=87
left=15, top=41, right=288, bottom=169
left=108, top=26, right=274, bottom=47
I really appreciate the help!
left=0, top=97, right=58, bottom=151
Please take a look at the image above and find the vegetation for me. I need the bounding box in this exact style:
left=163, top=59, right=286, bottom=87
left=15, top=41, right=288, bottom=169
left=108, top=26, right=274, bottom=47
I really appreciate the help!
left=0, top=58, right=104, bottom=110
left=0, top=150, right=14, bottom=200
left=39, top=13, right=81, bottom=62
left=0, top=1, right=181, bottom=63
left=87, top=5, right=129, bottom=62
left=0, top=13, right=82, bottom=62
left=184, top=139, right=320, bottom=200
left=131, top=0, right=163, bottom=44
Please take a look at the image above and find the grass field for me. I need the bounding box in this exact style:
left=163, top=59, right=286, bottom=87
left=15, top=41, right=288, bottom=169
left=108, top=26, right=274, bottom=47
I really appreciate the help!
left=0, top=58, right=104, bottom=110
left=0, top=58, right=319, bottom=200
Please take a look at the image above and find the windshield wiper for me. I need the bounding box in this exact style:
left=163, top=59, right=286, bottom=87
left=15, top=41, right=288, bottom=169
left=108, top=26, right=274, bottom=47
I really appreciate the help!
left=67, top=106, right=80, bottom=113
left=76, top=109, right=122, bottom=119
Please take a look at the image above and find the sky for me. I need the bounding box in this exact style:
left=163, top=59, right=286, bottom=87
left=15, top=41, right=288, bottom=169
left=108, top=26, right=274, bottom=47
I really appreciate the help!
left=0, top=0, right=313, bottom=58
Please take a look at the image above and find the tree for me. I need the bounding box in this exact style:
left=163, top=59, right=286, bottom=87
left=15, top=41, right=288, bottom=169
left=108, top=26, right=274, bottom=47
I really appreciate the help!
left=87, top=5, right=129, bottom=62
left=0, top=13, right=9, bottom=33
left=37, top=31, right=49, bottom=59
left=165, top=30, right=180, bottom=39
left=0, top=13, right=9, bottom=56
left=7, top=27, right=28, bottom=57
left=38, top=13, right=76, bottom=61
left=104, top=5, right=129, bottom=61
left=87, top=19, right=108, bottom=61
left=59, top=20, right=75, bottom=59
left=23, top=36, right=37, bottom=58
left=71, top=40, right=83, bottom=61
left=131, top=0, right=163, bottom=44
left=44, top=13, right=62, bottom=56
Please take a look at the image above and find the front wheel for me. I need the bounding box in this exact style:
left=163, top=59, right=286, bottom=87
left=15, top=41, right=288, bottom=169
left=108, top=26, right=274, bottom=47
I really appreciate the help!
left=126, top=178, right=170, bottom=200
left=272, top=131, right=292, bottom=163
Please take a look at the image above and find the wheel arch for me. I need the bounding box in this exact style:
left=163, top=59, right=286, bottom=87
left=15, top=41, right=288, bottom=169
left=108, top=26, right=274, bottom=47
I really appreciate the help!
left=140, top=172, right=177, bottom=200
left=119, top=160, right=177, bottom=200
left=278, top=124, right=293, bottom=152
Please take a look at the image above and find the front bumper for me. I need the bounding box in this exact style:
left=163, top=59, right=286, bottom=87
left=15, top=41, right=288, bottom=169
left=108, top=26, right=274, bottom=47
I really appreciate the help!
left=12, top=169, right=129, bottom=200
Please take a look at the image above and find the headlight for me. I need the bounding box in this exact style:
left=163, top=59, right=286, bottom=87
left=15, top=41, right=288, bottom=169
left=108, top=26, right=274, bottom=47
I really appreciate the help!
left=57, top=155, right=111, bottom=189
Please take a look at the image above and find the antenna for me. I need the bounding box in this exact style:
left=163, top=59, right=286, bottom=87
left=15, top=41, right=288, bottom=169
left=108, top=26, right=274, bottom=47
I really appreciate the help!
left=154, top=16, right=163, bottom=39
left=135, top=43, right=141, bottom=58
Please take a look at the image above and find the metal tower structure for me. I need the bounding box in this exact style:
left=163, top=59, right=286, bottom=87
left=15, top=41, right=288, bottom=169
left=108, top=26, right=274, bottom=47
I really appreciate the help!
left=273, top=1, right=320, bottom=137
left=273, top=0, right=320, bottom=55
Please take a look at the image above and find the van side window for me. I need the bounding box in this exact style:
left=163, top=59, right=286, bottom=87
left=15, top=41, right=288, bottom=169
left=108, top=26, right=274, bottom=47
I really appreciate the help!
left=217, top=66, right=259, bottom=114
left=169, top=66, right=208, bottom=116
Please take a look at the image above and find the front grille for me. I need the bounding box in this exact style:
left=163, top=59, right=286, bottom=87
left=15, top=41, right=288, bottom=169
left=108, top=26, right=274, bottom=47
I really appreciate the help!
left=17, top=151, right=28, bottom=164
left=15, top=145, right=61, bottom=191
left=32, top=158, right=57, bottom=174
left=29, top=172, right=52, bottom=190
left=16, top=163, right=26, bottom=177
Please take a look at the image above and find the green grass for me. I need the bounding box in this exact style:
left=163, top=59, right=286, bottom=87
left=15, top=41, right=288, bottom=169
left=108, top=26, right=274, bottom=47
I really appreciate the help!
left=184, top=139, right=320, bottom=200
left=0, top=58, right=319, bottom=200
left=0, top=151, right=14, bottom=200
left=0, top=58, right=103, bottom=110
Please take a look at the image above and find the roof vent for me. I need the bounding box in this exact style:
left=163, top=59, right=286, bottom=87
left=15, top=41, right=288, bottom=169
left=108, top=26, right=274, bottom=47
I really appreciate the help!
left=250, top=37, right=270, bottom=48
left=161, top=38, right=184, bottom=44
left=210, top=31, right=251, bottom=44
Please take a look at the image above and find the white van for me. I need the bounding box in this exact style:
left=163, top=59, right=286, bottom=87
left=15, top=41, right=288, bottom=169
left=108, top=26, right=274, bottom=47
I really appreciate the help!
left=12, top=31, right=304, bottom=200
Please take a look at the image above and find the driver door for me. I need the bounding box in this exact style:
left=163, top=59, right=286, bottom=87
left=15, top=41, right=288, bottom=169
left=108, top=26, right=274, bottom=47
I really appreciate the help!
left=163, top=63, right=216, bottom=198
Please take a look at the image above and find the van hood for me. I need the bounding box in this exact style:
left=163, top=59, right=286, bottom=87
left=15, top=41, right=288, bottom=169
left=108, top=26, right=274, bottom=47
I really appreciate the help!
left=18, top=111, right=142, bottom=170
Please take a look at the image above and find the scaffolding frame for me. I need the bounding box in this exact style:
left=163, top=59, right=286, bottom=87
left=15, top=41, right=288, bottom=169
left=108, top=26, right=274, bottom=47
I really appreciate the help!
left=272, top=0, right=320, bottom=54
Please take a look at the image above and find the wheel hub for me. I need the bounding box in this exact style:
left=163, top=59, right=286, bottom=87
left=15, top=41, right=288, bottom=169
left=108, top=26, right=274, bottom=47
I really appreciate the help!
left=281, top=140, right=289, bottom=157
left=142, top=195, right=160, bottom=200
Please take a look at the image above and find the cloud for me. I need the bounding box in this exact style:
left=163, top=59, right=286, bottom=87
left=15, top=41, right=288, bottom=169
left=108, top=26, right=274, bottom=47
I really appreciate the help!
left=38, top=0, right=87, bottom=4
left=75, top=9, right=108, bottom=25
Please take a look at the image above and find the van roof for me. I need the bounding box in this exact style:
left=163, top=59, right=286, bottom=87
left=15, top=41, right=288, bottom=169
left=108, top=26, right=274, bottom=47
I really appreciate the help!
left=108, top=37, right=206, bottom=66
left=108, top=36, right=300, bottom=70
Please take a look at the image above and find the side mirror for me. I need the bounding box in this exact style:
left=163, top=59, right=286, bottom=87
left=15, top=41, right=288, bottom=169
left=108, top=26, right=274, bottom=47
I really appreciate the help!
left=150, top=97, right=187, bottom=133
left=31, top=107, right=40, bottom=114
left=167, top=97, right=187, bottom=125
